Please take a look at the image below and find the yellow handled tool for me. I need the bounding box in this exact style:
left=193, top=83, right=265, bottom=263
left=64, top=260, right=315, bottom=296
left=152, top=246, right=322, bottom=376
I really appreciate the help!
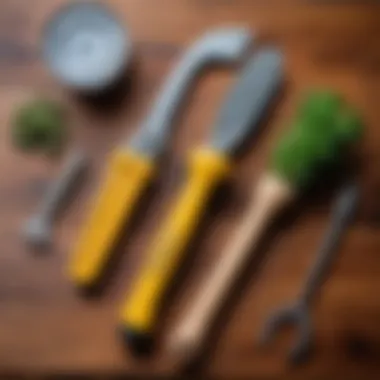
left=69, top=28, right=252, bottom=289
left=120, top=49, right=284, bottom=355
left=120, top=149, right=231, bottom=331
left=69, top=150, right=154, bottom=286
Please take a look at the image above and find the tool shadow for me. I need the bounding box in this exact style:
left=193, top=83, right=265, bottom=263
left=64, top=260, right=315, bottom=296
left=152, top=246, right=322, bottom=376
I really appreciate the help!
left=74, top=57, right=137, bottom=118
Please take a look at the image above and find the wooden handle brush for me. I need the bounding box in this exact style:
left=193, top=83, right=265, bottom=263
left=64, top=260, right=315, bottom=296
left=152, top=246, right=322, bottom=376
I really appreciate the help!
left=168, top=91, right=363, bottom=363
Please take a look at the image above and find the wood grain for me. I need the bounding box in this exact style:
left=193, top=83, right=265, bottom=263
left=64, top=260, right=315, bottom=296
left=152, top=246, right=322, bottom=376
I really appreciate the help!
left=0, top=0, right=380, bottom=377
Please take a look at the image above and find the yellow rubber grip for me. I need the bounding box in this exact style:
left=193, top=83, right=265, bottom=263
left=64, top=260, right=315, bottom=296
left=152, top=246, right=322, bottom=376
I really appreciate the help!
left=120, top=148, right=232, bottom=333
left=69, top=149, right=155, bottom=288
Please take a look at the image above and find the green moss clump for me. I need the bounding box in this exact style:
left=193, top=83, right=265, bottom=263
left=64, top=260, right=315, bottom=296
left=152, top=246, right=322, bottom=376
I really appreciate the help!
left=11, top=99, right=67, bottom=155
left=271, top=90, right=363, bottom=189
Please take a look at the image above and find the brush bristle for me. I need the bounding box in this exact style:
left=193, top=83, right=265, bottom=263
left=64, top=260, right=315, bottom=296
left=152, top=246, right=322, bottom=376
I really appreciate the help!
left=271, top=90, right=363, bottom=188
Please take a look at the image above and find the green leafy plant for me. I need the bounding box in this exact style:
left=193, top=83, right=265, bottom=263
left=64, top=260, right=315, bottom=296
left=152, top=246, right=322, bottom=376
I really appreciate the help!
left=271, top=90, right=363, bottom=188
left=11, top=99, right=67, bottom=155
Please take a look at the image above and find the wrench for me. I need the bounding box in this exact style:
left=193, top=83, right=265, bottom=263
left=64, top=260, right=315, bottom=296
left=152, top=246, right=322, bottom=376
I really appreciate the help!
left=23, top=149, right=89, bottom=250
left=260, top=182, right=359, bottom=363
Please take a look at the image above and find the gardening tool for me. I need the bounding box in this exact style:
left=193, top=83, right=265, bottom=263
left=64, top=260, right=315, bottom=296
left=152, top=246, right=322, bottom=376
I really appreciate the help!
left=169, top=91, right=363, bottom=365
left=69, top=27, right=253, bottom=288
left=260, top=182, right=359, bottom=363
left=23, top=149, right=89, bottom=250
left=120, top=48, right=284, bottom=355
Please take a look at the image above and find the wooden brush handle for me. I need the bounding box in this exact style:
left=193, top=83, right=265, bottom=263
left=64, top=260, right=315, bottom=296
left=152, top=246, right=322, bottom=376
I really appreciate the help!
left=169, top=173, right=295, bottom=359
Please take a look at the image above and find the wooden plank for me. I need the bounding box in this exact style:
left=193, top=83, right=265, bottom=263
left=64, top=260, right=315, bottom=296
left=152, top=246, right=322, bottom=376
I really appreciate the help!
left=0, top=0, right=379, bottom=377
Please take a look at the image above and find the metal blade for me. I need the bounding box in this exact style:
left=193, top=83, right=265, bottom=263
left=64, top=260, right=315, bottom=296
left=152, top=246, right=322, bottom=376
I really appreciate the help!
left=211, top=48, right=283, bottom=153
left=127, top=28, right=253, bottom=157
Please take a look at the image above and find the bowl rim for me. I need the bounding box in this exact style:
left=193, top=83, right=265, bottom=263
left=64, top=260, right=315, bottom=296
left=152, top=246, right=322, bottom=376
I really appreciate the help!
left=41, top=0, right=133, bottom=92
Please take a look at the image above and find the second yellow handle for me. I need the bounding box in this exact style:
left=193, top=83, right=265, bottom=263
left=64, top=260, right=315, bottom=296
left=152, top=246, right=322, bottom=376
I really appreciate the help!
left=69, top=149, right=155, bottom=288
left=120, top=148, right=232, bottom=334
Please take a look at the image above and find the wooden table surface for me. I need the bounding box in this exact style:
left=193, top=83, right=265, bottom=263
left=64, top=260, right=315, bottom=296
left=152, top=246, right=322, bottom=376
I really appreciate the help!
left=1, top=0, right=380, bottom=377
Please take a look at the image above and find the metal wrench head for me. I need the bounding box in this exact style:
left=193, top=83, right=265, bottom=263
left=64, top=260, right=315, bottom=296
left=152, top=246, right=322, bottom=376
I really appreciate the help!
left=260, top=303, right=312, bottom=364
left=23, top=216, right=52, bottom=250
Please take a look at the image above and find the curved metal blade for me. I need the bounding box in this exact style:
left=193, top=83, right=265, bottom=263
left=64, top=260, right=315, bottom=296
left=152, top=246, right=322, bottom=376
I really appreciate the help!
left=128, top=27, right=253, bottom=157
left=211, top=48, right=284, bottom=153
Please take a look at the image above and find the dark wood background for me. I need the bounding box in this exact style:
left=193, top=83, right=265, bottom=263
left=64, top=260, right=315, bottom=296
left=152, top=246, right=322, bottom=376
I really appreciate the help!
left=1, top=0, right=380, bottom=377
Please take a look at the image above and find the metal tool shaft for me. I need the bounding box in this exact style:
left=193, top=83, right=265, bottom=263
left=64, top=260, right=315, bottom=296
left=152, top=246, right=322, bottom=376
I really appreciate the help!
left=23, top=149, right=88, bottom=250
left=300, top=183, right=358, bottom=304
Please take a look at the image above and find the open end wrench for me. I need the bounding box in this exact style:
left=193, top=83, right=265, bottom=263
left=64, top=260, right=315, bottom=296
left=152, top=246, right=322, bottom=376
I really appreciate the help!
left=260, top=182, right=359, bottom=363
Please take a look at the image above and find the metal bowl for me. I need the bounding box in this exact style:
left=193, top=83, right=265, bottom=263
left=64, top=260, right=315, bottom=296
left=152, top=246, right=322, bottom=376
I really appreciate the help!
left=42, top=1, right=132, bottom=93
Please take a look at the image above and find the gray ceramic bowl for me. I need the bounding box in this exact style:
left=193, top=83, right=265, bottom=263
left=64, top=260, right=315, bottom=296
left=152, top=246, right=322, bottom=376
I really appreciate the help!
left=42, top=1, right=132, bottom=93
